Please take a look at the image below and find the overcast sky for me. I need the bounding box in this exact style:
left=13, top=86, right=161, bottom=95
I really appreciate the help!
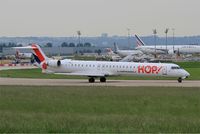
left=0, top=0, right=199, bottom=37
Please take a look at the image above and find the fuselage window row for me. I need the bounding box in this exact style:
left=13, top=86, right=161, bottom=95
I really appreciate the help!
left=69, top=63, right=135, bottom=70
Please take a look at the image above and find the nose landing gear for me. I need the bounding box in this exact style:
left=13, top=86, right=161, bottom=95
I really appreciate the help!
left=178, top=77, right=182, bottom=83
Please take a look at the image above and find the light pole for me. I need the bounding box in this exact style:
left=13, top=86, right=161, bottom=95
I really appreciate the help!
left=77, top=30, right=81, bottom=45
left=127, top=28, right=130, bottom=47
left=165, top=28, right=169, bottom=54
left=172, top=28, right=175, bottom=53
left=153, top=29, right=157, bottom=57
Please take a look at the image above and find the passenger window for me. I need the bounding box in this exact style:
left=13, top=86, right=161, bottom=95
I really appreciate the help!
left=171, top=66, right=180, bottom=69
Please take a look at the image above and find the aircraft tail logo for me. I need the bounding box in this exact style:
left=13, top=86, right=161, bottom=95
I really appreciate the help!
left=135, top=34, right=146, bottom=47
left=31, top=44, right=48, bottom=70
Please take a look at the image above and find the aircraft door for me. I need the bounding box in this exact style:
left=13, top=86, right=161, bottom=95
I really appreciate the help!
left=162, top=66, right=167, bottom=75
left=97, top=64, right=101, bottom=70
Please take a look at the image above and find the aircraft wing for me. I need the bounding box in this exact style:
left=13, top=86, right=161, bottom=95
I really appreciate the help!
left=155, top=48, right=168, bottom=52
left=119, top=55, right=134, bottom=62
left=55, top=71, right=113, bottom=77
left=138, top=47, right=168, bottom=54
left=145, top=47, right=168, bottom=52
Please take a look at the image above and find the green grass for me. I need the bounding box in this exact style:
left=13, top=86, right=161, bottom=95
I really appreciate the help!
left=184, top=68, right=200, bottom=80
left=0, top=86, right=200, bottom=132
left=175, top=61, right=200, bottom=68
left=72, top=55, right=96, bottom=60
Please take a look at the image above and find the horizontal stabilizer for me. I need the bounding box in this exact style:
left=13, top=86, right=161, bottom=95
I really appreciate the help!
left=13, top=46, right=37, bottom=49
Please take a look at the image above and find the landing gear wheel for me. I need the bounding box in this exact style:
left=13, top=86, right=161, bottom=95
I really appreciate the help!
left=178, top=77, right=182, bottom=83
left=89, top=77, right=95, bottom=83
left=100, top=77, right=106, bottom=82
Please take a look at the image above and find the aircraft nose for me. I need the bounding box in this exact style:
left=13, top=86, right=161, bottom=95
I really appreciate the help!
left=185, top=70, right=190, bottom=78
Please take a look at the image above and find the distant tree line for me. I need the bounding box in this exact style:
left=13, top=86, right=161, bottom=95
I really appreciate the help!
left=0, top=42, right=93, bottom=53
left=44, top=42, right=92, bottom=47
left=0, top=42, right=92, bottom=48
left=0, top=42, right=22, bottom=52
left=61, top=42, right=92, bottom=47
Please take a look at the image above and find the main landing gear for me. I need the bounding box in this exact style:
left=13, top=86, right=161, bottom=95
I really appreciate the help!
left=89, top=77, right=95, bottom=83
left=88, top=77, right=106, bottom=83
left=100, top=77, right=106, bottom=82
left=178, top=77, right=182, bottom=83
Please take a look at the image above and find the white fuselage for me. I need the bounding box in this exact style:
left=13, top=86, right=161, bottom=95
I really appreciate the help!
left=136, top=45, right=200, bottom=54
left=47, top=59, right=189, bottom=78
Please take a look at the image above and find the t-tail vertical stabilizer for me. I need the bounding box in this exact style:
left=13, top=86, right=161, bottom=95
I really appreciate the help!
left=31, top=44, right=49, bottom=71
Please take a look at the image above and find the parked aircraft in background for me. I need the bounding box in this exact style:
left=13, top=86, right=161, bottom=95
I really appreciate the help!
left=15, top=50, right=32, bottom=59
left=135, top=35, right=167, bottom=54
left=105, top=48, right=122, bottom=61
left=119, top=53, right=154, bottom=62
left=13, top=50, right=33, bottom=63
left=113, top=43, right=155, bottom=62
left=15, top=44, right=190, bottom=83
left=113, top=43, right=143, bottom=57
left=135, top=34, right=200, bottom=55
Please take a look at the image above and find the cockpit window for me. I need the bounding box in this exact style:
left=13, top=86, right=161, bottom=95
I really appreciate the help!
left=171, top=66, right=181, bottom=69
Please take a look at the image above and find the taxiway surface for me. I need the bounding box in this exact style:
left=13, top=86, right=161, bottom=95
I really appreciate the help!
left=0, top=66, right=37, bottom=70
left=0, top=78, right=199, bottom=87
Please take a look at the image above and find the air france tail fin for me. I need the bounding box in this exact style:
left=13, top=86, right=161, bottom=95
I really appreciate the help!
left=135, top=34, right=146, bottom=47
